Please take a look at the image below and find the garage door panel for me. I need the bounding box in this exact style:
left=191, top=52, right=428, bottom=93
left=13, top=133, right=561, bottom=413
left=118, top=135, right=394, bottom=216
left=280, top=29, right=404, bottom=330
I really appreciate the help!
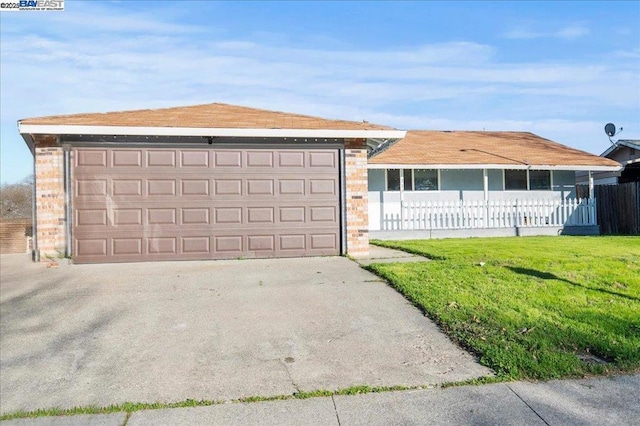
left=181, top=179, right=210, bottom=196
left=310, top=233, right=338, bottom=250
left=278, top=151, right=305, bottom=168
left=280, top=207, right=305, bottom=223
left=113, top=209, right=143, bottom=226
left=309, top=151, right=337, bottom=168
left=247, top=235, right=275, bottom=251
left=112, top=179, right=143, bottom=196
left=247, top=207, right=274, bottom=224
left=309, top=179, right=337, bottom=195
left=113, top=238, right=143, bottom=256
left=75, top=238, right=108, bottom=257
left=280, top=234, right=306, bottom=250
left=182, top=236, right=210, bottom=254
left=180, top=150, right=210, bottom=167
left=73, top=147, right=339, bottom=263
left=310, top=206, right=337, bottom=222
left=246, top=179, right=274, bottom=195
left=147, top=208, right=177, bottom=225
left=76, top=149, right=108, bottom=168
left=214, top=151, right=242, bottom=167
left=112, top=150, right=142, bottom=167
left=181, top=208, right=210, bottom=225
left=246, top=151, right=274, bottom=167
left=278, top=179, right=305, bottom=195
left=214, top=179, right=243, bottom=195
left=215, top=207, right=243, bottom=224
left=147, top=237, right=177, bottom=254
left=147, top=150, right=177, bottom=167
left=147, top=179, right=177, bottom=196
left=76, top=209, right=108, bottom=227
left=215, top=235, right=243, bottom=253
left=76, top=179, right=108, bottom=197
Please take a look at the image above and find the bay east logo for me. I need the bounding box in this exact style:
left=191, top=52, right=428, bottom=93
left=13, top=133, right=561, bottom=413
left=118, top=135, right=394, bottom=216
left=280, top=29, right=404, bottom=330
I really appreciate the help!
left=0, top=0, right=64, bottom=11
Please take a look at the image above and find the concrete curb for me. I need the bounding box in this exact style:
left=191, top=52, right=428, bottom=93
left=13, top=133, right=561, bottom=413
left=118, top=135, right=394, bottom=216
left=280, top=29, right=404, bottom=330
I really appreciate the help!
left=3, top=375, right=638, bottom=425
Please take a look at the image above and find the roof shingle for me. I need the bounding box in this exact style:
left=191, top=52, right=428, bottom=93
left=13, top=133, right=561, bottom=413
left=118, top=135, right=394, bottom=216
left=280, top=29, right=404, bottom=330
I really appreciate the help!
left=369, top=131, right=620, bottom=168
left=19, top=103, right=393, bottom=131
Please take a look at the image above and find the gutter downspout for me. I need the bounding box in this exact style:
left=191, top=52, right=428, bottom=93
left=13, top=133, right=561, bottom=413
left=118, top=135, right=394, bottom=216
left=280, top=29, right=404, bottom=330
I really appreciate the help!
left=339, top=148, right=347, bottom=255
left=483, top=168, right=489, bottom=228
left=31, top=146, right=39, bottom=262
left=399, top=169, right=405, bottom=230
left=64, top=146, right=72, bottom=259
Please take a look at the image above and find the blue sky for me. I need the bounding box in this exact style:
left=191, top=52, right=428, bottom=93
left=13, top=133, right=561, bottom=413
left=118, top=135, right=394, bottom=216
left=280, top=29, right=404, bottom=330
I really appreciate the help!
left=1, top=0, right=638, bottom=183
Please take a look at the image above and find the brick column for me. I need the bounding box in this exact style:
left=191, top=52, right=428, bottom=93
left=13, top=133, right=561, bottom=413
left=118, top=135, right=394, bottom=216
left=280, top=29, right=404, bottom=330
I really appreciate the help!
left=34, top=136, right=66, bottom=258
left=344, top=138, right=369, bottom=257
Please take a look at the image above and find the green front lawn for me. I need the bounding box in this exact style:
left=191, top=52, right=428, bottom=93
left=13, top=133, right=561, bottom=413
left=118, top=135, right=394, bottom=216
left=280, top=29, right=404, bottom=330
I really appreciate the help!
left=368, top=236, right=640, bottom=380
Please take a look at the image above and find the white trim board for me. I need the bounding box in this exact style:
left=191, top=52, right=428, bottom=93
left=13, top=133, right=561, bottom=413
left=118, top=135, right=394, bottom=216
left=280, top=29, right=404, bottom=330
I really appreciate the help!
left=18, top=124, right=406, bottom=140
left=367, top=163, right=621, bottom=172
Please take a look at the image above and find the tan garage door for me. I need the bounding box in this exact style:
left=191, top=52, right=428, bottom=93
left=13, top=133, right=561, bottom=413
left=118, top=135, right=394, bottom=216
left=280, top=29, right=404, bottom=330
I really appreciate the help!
left=72, top=147, right=340, bottom=263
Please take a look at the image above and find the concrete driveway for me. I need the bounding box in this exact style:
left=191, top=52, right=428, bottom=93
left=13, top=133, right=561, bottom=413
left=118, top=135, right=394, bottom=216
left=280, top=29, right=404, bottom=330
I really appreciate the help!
left=0, top=254, right=491, bottom=414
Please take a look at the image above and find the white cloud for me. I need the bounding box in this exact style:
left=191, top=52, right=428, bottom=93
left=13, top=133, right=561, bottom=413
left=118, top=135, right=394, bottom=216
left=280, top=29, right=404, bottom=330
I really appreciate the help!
left=0, top=3, right=638, bottom=183
left=556, top=25, right=590, bottom=39
left=504, top=24, right=590, bottom=40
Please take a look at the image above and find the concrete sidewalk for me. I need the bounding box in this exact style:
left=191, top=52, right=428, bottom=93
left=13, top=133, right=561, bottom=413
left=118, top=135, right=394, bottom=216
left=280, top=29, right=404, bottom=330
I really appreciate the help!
left=3, top=374, right=638, bottom=425
left=355, top=245, right=430, bottom=266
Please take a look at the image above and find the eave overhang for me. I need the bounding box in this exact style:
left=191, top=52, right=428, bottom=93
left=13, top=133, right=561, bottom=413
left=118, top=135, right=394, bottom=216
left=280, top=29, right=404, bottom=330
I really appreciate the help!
left=19, top=123, right=406, bottom=150
left=367, top=163, right=623, bottom=172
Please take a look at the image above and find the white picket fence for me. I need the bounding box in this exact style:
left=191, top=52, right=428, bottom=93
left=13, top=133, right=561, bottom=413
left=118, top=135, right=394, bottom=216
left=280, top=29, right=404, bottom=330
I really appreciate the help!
left=383, top=198, right=597, bottom=231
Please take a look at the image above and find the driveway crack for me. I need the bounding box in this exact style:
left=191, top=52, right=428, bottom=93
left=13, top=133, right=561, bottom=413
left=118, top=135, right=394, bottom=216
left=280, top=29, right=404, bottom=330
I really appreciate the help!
left=506, top=384, right=550, bottom=425
left=279, top=359, right=300, bottom=393
left=331, top=395, right=342, bottom=426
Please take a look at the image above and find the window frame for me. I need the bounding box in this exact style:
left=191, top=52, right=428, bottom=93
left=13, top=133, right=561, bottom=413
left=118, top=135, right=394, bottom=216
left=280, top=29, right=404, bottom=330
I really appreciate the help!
left=529, top=170, right=552, bottom=191
left=385, top=168, right=402, bottom=191
left=385, top=168, right=440, bottom=191
left=503, top=169, right=554, bottom=191
left=413, top=168, right=440, bottom=191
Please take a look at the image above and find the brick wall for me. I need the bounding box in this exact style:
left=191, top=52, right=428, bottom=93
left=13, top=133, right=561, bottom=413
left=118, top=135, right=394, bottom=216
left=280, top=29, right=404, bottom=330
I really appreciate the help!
left=344, top=138, right=369, bottom=257
left=34, top=138, right=66, bottom=258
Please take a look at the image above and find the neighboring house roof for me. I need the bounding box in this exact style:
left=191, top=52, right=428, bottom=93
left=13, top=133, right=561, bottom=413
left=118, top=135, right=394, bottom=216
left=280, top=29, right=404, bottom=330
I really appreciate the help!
left=600, top=139, right=640, bottom=164
left=18, top=103, right=405, bottom=143
left=369, top=130, right=622, bottom=171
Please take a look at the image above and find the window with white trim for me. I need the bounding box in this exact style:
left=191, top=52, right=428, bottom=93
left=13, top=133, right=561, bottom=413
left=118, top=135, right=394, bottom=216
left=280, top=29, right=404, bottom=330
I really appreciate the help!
left=504, top=169, right=552, bottom=190
left=529, top=170, right=551, bottom=190
left=505, top=170, right=527, bottom=190
left=386, top=169, right=438, bottom=191
left=386, top=169, right=401, bottom=190
left=414, top=169, right=438, bottom=191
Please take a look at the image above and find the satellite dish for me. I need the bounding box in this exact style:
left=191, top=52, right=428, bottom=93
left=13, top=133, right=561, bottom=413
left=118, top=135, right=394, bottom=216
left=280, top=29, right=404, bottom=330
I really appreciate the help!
left=604, top=123, right=616, bottom=137
left=604, top=123, right=623, bottom=146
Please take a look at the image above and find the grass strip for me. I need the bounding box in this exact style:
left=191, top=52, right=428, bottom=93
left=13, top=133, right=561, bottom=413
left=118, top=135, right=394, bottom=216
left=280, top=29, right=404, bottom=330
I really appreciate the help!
left=368, top=236, right=640, bottom=380
left=0, top=382, right=478, bottom=420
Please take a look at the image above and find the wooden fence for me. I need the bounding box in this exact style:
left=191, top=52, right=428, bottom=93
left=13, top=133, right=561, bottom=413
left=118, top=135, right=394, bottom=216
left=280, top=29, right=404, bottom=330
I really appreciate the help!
left=577, top=182, right=640, bottom=235
left=383, top=198, right=597, bottom=231
left=0, top=218, right=31, bottom=254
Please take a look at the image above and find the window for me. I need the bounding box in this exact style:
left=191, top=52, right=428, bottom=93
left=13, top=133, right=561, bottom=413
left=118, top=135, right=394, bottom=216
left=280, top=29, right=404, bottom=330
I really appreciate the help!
left=386, top=169, right=415, bottom=191
left=529, top=170, right=551, bottom=190
left=404, top=170, right=413, bottom=190
left=414, top=169, right=438, bottom=191
left=504, top=170, right=552, bottom=190
left=386, top=169, right=401, bottom=190
left=505, top=170, right=527, bottom=190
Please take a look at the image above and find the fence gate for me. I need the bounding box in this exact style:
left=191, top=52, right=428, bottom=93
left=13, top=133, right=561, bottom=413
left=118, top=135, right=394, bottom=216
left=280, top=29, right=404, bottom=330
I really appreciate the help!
left=577, top=182, right=640, bottom=235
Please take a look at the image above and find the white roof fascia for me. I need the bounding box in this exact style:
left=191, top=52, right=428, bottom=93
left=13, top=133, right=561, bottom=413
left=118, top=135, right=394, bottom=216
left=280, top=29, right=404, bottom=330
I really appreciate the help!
left=367, top=163, right=622, bottom=172
left=18, top=124, right=406, bottom=140
left=600, top=140, right=640, bottom=157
